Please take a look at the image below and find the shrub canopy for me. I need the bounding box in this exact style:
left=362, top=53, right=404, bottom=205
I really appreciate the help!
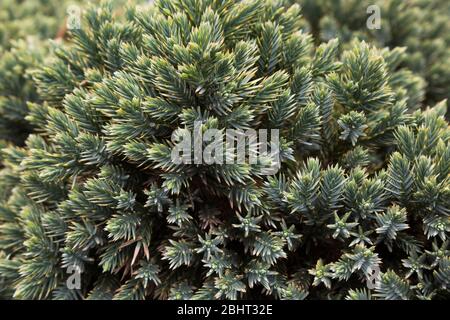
left=0, top=0, right=448, bottom=300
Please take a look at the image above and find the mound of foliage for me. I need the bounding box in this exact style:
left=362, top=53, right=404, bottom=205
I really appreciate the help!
left=0, top=0, right=80, bottom=145
left=296, top=0, right=450, bottom=117
left=0, top=0, right=448, bottom=300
